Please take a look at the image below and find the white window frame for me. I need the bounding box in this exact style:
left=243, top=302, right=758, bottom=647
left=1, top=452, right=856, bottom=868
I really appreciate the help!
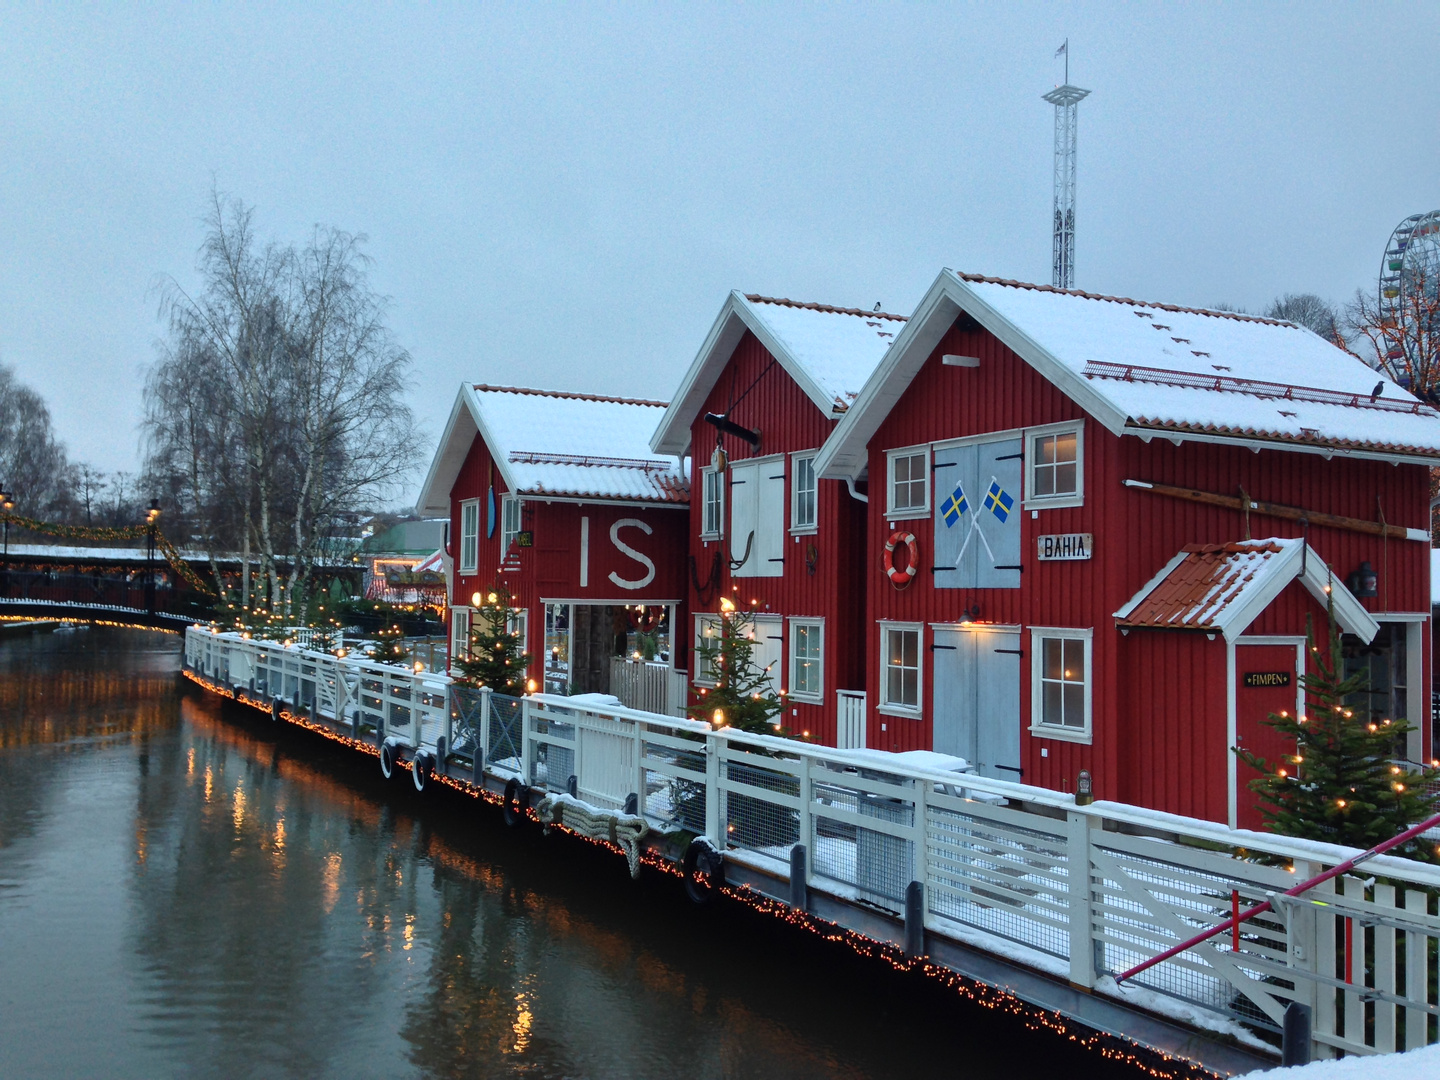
left=878, top=621, right=924, bottom=715
left=693, top=613, right=723, bottom=686
left=700, top=466, right=724, bottom=539
left=459, top=499, right=480, bottom=574
left=507, top=607, right=528, bottom=667
left=501, top=494, right=522, bottom=554
left=886, top=446, right=930, bottom=518
left=729, top=454, right=786, bottom=578
left=790, top=452, right=818, bottom=534
left=1025, top=421, right=1084, bottom=509
left=450, top=606, right=471, bottom=670
left=1029, top=626, right=1093, bottom=743
left=788, top=617, right=824, bottom=703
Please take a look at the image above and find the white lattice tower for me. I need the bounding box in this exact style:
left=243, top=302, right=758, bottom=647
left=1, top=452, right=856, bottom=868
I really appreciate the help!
left=1042, top=83, right=1090, bottom=289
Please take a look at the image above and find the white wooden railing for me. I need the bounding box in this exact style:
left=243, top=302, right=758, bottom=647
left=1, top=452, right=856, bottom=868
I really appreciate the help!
left=607, top=657, right=688, bottom=717
left=186, top=625, right=1440, bottom=1061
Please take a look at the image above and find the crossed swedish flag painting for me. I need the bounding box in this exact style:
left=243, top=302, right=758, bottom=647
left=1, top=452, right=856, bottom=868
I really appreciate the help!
left=940, top=483, right=968, bottom=527
left=983, top=478, right=1014, bottom=523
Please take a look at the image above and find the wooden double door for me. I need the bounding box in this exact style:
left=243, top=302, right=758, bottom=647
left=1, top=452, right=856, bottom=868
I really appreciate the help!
left=932, top=625, right=1023, bottom=780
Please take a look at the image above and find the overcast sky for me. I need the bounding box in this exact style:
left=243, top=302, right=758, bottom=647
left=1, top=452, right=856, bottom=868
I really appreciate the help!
left=1, top=4, right=1437, bottom=485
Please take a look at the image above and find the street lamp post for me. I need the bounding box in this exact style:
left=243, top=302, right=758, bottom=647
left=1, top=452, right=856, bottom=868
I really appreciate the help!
left=0, top=485, right=13, bottom=598
left=145, top=498, right=160, bottom=615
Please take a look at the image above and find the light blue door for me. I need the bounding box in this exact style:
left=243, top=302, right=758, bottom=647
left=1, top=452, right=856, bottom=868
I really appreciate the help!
left=930, top=627, right=1022, bottom=780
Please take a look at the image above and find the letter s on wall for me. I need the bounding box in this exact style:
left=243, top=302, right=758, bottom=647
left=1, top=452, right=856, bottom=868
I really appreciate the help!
left=608, top=518, right=656, bottom=590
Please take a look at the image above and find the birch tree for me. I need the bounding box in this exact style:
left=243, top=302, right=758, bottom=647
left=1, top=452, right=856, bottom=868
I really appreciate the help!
left=144, top=191, right=420, bottom=616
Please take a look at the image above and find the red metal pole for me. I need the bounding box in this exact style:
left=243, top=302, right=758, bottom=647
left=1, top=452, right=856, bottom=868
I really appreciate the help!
left=1231, top=890, right=1240, bottom=952
left=1344, top=918, right=1354, bottom=985
left=1115, top=810, right=1440, bottom=984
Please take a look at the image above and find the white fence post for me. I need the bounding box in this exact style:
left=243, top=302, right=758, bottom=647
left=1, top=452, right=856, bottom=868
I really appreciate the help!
left=1067, top=810, right=1097, bottom=988
left=479, top=685, right=493, bottom=765
left=520, top=695, right=533, bottom=788
left=705, top=732, right=724, bottom=846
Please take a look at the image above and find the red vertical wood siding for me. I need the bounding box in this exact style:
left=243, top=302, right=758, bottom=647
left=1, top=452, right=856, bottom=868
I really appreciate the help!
left=865, top=317, right=1433, bottom=821
left=686, top=331, right=869, bottom=743
left=448, top=434, right=688, bottom=665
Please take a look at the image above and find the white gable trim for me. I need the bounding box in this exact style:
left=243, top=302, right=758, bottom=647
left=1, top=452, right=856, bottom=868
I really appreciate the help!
left=1112, top=539, right=1380, bottom=645
left=414, top=385, right=520, bottom=517
left=815, top=269, right=1130, bottom=482
left=649, top=292, right=847, bottom=456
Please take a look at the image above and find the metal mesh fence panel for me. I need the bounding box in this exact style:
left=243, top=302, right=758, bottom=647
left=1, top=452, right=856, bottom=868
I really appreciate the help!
left=1091, top=843, right=1286, bottom=1027
left=724, top=753, right=800, bottom=856
left=925, top=800, right=1070, bottom=959
left=488, top=694, right=523, bottom=771
left=448, top=686, right=485, bottom=759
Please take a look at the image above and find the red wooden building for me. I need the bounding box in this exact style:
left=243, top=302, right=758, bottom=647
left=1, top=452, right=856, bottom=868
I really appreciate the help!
left=416, top=384, right=690, bottom=710
left=649, top=293, right=905, bottom=745
left=815, top=271, right=1440, bottom=827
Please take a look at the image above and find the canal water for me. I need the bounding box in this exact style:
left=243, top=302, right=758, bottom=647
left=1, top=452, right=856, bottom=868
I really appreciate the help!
left=0, top=630, right=1136, bottom=1079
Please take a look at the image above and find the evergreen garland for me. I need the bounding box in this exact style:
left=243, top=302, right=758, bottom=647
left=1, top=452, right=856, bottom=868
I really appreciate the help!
left=1236, top=601, right=1440, bottom=862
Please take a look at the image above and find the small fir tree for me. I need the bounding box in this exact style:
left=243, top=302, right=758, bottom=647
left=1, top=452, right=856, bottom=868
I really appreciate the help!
left=688, top=598, right=785, bottom=734
left=1236, top=601, right=1439, bottom=862
left=368, top=623, right=410, bottom=667
left=454, top=586, right=532, bottom=696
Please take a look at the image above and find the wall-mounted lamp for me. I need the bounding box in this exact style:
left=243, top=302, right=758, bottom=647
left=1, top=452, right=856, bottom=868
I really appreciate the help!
left=704, top=412, right=761, bottom=448
left=1346, top=561, right=1378, bottom=598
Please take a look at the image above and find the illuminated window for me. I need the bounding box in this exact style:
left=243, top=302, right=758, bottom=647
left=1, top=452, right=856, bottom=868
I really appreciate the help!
left=1030, top=627, right=1092, bottom=741
left=694, top=613, right=722, bottom=685
left=789, top=619, right=823, bottom=701
left=880, top=623, right=922, bottom=711
left=1028, top=424, right=1083, bottom=505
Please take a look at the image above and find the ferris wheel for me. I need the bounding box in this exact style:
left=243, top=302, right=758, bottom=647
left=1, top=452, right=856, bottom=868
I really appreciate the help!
left=1379, top=211, right=1440, bottom=348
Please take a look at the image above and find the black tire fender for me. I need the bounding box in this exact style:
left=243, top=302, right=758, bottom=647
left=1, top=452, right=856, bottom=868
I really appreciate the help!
left=682, top=838, right=725, bottom=905
left=502, top=777, right=527, bottom=827
left=412, top=751, right=434, bottom=793
left=379, top=739, right=399, bottom=780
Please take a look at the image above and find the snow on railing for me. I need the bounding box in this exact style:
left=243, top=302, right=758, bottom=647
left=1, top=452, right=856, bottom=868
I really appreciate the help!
left=186, top=626, right=1440, bottom=1061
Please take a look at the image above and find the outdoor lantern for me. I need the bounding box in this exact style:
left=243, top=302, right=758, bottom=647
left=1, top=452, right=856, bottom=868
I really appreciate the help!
left=471, top=591, right=482, bottom=607
left=1076, top=769, right=1094, bottom=806
left=1347, top=561, right=1379, bottom=598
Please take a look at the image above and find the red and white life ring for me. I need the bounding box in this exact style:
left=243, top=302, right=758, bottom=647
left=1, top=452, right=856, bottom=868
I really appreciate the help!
left=883, top=530, right=919, bottom=588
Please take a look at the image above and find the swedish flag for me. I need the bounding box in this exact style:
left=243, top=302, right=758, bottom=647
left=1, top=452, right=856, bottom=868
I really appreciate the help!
left=984, top=479, right=1014, bottom=523
left=940, top=483, right=968, bottom=527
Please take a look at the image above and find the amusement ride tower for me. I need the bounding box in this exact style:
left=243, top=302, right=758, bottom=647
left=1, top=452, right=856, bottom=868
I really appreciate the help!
left=1043, top=41, right=1090, bottom=290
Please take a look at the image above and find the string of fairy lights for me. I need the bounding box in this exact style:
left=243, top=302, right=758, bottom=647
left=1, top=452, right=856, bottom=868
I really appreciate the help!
left=182, top=663, right=1223, bottom=1079
left=0, top=511, right=218, bottom=597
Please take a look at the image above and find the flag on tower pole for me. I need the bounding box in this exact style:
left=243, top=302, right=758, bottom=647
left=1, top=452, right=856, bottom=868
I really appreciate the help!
left=1054, top=41, right=1066, bottom=58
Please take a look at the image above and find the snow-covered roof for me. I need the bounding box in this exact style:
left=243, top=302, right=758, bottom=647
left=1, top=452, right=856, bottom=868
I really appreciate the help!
left=415, top=385, right=688, bottom=516
left=816, top=270, right=1440, bottom=480
left=650, top=292, right=905, bottom=455
left=1114, top=537, right=1378, bottom=644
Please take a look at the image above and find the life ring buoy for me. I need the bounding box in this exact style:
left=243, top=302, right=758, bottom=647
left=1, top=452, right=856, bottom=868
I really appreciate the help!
left=883, top=530, right=919, bottom=588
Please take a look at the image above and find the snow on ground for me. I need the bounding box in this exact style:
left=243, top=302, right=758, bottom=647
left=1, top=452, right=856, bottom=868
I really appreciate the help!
left=1236, top=1042, right=1440, bottom=1078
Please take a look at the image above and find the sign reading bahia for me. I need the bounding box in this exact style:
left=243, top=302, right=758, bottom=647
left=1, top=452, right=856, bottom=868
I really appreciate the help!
left=1036, top=533, right=1093, bottom=561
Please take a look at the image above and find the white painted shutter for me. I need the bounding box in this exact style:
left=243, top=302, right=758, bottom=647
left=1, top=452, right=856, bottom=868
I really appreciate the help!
left=729, top=461, right=759, bottom=576
left=757, top=463, right=786, bottom=577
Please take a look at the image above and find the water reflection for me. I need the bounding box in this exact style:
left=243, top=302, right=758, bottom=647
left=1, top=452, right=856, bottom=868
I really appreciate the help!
left=0, top=630, right=1127, bottom=1079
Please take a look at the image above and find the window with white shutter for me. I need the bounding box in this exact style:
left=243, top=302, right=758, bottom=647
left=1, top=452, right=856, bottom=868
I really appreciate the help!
left=729, top=457, right=785, bottom=578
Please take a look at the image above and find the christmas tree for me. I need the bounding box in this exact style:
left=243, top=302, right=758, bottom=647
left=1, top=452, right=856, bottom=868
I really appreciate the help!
left=688, top=598, right=785, bottom=734
left=453, top=586, right=532, bottom=696
left=368, top=623, right=410, bottom=667
left=1236, top=600, right=1439, bottom=862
